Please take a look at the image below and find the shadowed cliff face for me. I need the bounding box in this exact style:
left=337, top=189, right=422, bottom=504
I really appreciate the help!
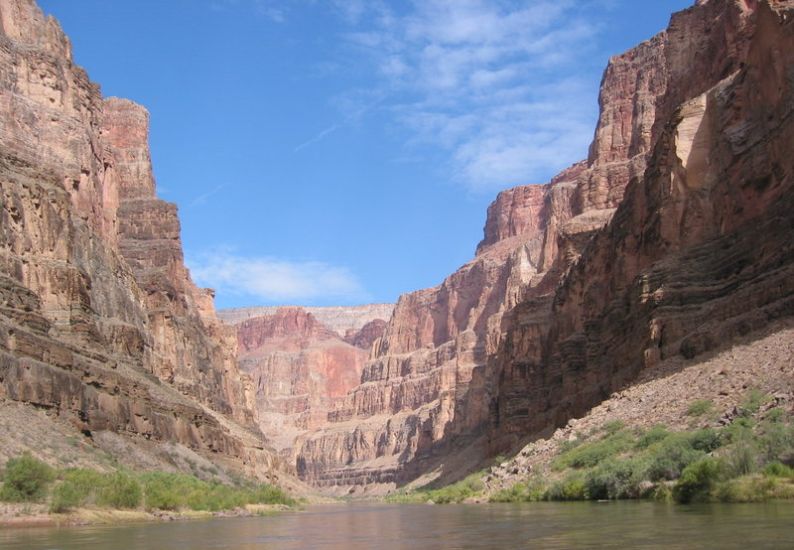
left=0, top=0, right=277, bottom=479
left=284, top=0, right=794, bottom=493
left=491, top=0, right=794, bottom=450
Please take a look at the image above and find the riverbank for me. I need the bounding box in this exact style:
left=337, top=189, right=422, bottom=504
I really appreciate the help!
left=0, top=502, right=292, bottom=529
left=0, top=454, right=299, bottom=529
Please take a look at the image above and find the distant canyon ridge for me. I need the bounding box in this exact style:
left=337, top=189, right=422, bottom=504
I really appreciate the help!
left=1, top=0, right=793, bottom=496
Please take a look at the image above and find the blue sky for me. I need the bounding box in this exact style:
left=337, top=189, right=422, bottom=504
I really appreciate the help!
left=40, top=0, right=693, bottom=309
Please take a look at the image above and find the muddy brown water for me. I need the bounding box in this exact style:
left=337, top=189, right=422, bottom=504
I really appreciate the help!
left=1, top=501, right=793, bottom=549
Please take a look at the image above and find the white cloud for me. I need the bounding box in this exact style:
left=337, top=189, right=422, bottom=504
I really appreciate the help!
left=294, top=124, right=339, bottom=152
left=187, top=248, right=369, bottom=304
left=334, top=0, right=605, bottom=190
left=188, top=184, right=226, bottom=207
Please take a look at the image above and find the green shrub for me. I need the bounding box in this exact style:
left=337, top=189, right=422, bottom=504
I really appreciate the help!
left=553, top=430, right=633, bottom=470
left=739, top=389, right=770, bottom=418
left=546, top=473, right=587, bottom=501
left=585, top=458, right=646, bottom=500
left=98, top=472, right=142, bottom=509
left=489, top=477, right=547, bottom=503
left=0, top=453, right=55, bottom=502
left=138, top=471, right=294, bottom=511
left=723, top=439, right=759, bottom=478
left=674, top=457, right=722, bottom=503
left=140, top=471, right=200, bottom=511
left=50, top=481, right=82, bottom=513
left=387, top=473, right=484, bottom=505
left=689, top=429, right=722, bottom=453
left=765, top=407, right=787, bottom=423
left=49, top=468, right=105, bottom=513
left=646, top=435, right=704, bottom=481
left=603, top=420, right=626, bottom=435
left=715, top=475, right=794, bottom=502
left=558, top=438, right=583, bottom=454
left=763, top=461, right=794, bottom=478
left=420, top=473, right=485, bottom=504
left=722, top=419, right=754, bottom=444
left=651, top=483, right=674, bottom=502
left=635, top=426, right=670, bottom=450
left=758, top=421, right=794, bottom=464
left=248, top=483, right=295, bottom=506
left=687, top=399, right=714, bottom=417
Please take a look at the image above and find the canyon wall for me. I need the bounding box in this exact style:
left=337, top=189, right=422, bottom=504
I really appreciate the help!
left=234, top=308, right=380, bottom=456
left=286, top=0, right=794, bottom=492
left=0, top=0, right=276, bottom=479
left=219, top=304, right=394, bottom=338
left=491, top=0, right=794, bottom=451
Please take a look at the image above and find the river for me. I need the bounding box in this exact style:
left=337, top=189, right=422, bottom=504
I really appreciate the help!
left=2, top=501, right=793, bottom=549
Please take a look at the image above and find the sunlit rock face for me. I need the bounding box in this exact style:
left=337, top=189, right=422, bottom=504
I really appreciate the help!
left=0, top=0, right=278, bottom=479
left=219, top=304, right=395, bottom=338
left=234, top=308, right=371, bottom=454
left=287, top=0, right=794, bottom=493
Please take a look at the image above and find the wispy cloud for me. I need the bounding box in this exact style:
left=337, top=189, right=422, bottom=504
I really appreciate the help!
left=209, top=0, right=287, bottom=23
left=293, top=93, right=386, bottom=152
left=187, top=248, right=369, bottom=304
left=254, top=0, right=286, bottom=23
left=294, top=124, right=339, bottom=152
left=332, top=0, right=604, bottom=191
left=188, top=184, right=226, bottom=208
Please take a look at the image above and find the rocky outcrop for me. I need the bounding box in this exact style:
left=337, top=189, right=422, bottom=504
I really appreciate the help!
left=290, top=0, right=794, bottom=493
left=0, top=0, right=275, bottom=480
left=219, top=304, right=394, bottom=338
left=343, top=318, right=387, bottom=350
left=105, top=98, right=254, bottom=425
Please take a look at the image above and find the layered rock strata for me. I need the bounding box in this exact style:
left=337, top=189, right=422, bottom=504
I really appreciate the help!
left=235, top=308, right=375, bottom=454
left=219, top=304, right=394, bottom=338
left=0, top=0, right=275, bottom=479
left=291, top=0, right=794, bottom=492
left=491, top=0, right=794, bottom=451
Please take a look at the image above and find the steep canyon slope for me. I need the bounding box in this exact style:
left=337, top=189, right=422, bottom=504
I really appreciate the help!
left=0, top=0, right=280, bottom=481
left=275, top=0, right=794, bottom=493
left=231, top=307, right=387, bottom=455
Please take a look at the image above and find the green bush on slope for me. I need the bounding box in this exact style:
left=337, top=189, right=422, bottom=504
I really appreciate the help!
left=0, top=453, right=55, bottom=502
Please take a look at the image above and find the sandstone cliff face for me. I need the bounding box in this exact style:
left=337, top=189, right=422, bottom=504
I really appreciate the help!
left=105, top=99, right=254, bottom=425
left=235, top=308, right=370, bottom=454
left=0, top=0, right=274, bottom=479
left=491, top=0, right=794, bottom=451
left=220, top=304, right=394, bottom=338
left=291, top=0, right=794, bottom=492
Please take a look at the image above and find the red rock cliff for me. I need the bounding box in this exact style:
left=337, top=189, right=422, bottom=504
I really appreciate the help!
left=0, top=0, right=274, bottom=478
left=292, top=0, right=794, bottom=493
left=235, top=308, right=370, bottom=457
left=491, top=0, right=794, bottom=452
